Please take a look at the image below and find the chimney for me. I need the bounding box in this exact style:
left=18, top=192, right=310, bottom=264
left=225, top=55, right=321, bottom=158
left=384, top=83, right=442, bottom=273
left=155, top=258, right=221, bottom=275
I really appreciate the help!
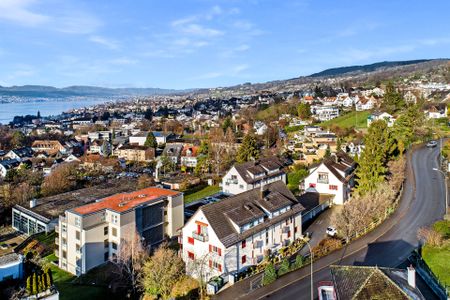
left=260, top=181, right=265, bottom=199
left=29, top=199, right=37, bottom=208
left=407, top=265, right=416, bottom=288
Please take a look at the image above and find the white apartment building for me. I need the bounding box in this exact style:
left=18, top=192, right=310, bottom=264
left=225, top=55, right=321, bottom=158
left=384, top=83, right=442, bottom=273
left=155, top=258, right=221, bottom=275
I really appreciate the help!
left=222, top=157, right=286, bottom=195
left=303, top=152, right=356, bottom=205
left=56, top=187, right=184, bottom=275
left=367, top=112, right=395, bottom=127
left=312, top=106, right=340, bottom=121
left=181, top=181, right=304, bottom=281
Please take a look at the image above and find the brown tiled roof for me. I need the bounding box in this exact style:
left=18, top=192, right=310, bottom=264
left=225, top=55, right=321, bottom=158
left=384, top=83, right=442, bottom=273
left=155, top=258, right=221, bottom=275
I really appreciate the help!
left=200, top=181, right=304, bottom=248
left=234, top=156, right=284, bottom=184
left=330, top=265, right=425, bottom=300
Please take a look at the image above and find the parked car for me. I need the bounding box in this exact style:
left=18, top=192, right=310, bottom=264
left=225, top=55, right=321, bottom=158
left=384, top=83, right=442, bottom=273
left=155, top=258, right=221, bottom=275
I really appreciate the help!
left=326, top=226, right=337, bottom=237
left=426, top=140, right=438, bottom=148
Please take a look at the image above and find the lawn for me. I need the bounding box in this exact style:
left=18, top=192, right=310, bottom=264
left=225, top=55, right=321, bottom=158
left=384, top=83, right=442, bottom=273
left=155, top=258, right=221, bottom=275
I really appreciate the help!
left=320, top=110, right=371, bottom=129
left=422, top=244, right=450, bottom=287
left=184, top=185, right=221, bottom=204
left=45, top=254, right=112, bottom=300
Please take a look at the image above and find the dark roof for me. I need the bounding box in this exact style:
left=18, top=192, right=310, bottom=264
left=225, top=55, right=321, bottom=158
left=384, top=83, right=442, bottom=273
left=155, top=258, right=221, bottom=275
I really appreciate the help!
left=10, top=147, right=34, bottom=158
left=298, top=192, right=334, bottom=211
left=201, top=181, right=304, bottom=248
left=320, top=152, right=355, bottom=183
left=234, top=156, right=284, bottom=184
left=14, top=179, right=138, bottom=221
left=0, top=159, right=20, bottom=169
left=330, top=265, right=425, bottom=300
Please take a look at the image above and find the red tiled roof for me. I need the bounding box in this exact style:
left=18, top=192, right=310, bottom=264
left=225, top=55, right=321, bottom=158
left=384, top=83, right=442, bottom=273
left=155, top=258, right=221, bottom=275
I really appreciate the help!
left=72, top=187, right=178, bottom=215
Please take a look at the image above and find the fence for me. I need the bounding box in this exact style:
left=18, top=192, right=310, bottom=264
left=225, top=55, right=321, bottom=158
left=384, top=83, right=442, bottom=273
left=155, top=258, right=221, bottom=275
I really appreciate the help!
left=409, top=251, right=449, bottom=300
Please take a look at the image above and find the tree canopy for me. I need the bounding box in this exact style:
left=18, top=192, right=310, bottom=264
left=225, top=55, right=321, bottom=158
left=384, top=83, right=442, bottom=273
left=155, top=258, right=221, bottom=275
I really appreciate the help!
left=236, top=133, right=259, bottom=163
left=144, top=131, right=157, bottom=148
left=297, top=102, right=312, bottom=119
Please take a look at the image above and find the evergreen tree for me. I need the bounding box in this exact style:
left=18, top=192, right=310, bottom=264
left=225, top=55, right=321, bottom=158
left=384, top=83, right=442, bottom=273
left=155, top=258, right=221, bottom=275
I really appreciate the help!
left=38, top=274, right=43, bottom=293
left=391, top=103, right=425, bottom=150
left=144, top=132, right=157, bottom=148
left=144, top=108, right=153, bottom=121
left=199, top=141, right=209, bottom=155
left=32, top=273, right=37, bottom=295
left=26, top=276, right=32, bottom=294
left=297, top=102, right=312, bottom=119
left=293, top=254, right=304, bottom=269
left=356, top=120, right=394, bottom=194
left=382, top=81, right=404, bottom=114
left=236, top=133, right=259, bottom=163
left=278, top=258, right=290, bottom=276
left=262, top=263, right=277, bottom=286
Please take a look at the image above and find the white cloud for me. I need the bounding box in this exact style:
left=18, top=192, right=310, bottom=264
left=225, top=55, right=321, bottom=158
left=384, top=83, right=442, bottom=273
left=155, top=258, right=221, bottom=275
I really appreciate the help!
left=89, top=35, right=120, bottom=50
left=0, top=0, right=49, bottom=27
left=181, top=23, right=223, bottom=37
left=54, top=13, right=102, bottom=35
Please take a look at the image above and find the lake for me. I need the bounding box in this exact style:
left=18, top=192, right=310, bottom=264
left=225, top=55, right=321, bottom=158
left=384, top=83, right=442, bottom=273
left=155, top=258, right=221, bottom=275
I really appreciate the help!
left=0, top=98, right=113, bottom=124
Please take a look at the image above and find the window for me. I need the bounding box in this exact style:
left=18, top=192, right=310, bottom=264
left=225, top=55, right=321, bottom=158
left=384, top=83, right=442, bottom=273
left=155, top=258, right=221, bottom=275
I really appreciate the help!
left=187, top=251, right=195, bottom=260
left=317, top=172, right=329, bottom=184
left=75, top=217, right=81, bottom=227
left=104, top=252, right=109, bottom=261
left=209, top=244, right=222, bottom=256
left=104, top=226, right=108, bottom=235
left=104, top=239, right=109, bottom=248
left=242, top=255, right=246, bottom=264
left=62, top=250, right=67, bottom=259
left=62, top=224, right=67, bottom=233
left=62, top=238, right=67, bottom=246
left=287, top=231, right=291, bottom=238
left=75, top=231, right=80, bottom=240
left=188, top=237, right=194, bottom=245
left=112, top=214, right=118, bottom=224
left=112, top=227, right=117, bottom=237
left=210, top=260, right=222, bottom=271
left=112, top=242, right=118, bottom=250
left=241, top=240, right=246, bottom=249
left=76, top=244, right=80, bottom=253
left=239, top=184, right=244, bottom=189
left=329, top=185, right=338, bottom=190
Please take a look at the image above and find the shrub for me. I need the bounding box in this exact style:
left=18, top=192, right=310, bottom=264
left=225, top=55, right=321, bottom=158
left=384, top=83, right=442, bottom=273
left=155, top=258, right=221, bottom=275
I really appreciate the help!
left=433, top=220, right=450, bottom=239
left=293, top=254, right=305, bottom=270
left=170, top=276, right=199, bottom=300
left=262, top=263, right=277, bottom=286
left=418, top=227, right=443, bottom=247
left=278, top=258, right=290, bottom=276
left=312, top=238, right=343, bottom=258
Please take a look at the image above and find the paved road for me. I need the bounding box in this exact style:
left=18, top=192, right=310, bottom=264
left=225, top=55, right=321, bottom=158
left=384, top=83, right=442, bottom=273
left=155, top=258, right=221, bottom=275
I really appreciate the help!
left=216, top=145, right=446, bottom=300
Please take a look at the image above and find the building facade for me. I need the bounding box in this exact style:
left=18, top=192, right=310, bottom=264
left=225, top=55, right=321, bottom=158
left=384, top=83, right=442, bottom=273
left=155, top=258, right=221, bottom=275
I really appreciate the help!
left=56, top=187, right=184, bottom=275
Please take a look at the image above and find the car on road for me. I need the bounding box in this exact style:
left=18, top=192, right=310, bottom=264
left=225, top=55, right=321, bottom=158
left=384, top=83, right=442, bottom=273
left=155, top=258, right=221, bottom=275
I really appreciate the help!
left=326, top=226, right=337, bottom=237
left=426, top=140, right=438, bottom=148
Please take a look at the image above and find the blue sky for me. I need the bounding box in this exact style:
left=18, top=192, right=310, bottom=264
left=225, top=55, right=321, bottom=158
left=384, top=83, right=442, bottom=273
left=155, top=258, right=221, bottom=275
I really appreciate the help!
left=0, top=0, right=449, bottom=89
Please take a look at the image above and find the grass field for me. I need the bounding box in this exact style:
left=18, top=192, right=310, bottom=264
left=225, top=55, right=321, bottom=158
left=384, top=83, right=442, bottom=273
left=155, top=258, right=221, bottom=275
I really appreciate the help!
left=184, top=185, right=221, bottom=204
left=45, top=254, right=111, bottom=300
left=422, top=244, right=450, bottom=287
left=320, top=110, right=370, bottom=129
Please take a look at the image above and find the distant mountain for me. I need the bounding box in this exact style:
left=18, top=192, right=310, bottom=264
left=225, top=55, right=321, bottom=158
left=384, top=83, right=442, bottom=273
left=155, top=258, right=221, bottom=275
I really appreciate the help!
left=0, top=85, right=190, bottom=98
left=308, top=59, right=432, bottom=77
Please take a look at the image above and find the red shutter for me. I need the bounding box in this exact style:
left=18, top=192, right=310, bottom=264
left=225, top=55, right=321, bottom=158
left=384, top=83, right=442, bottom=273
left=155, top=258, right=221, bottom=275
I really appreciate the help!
left=197, top=224, right=201, bottom=234
left=242, top=240, right=246, bottom=248
left=188, top=237, right=194, bottom=245
left=218, top=264, right=222, bottom=272
left=218, top=248, right=222, bottom=256
left=209, top=260, right=212, bottom=268
left=242, top=255, right=246, bottom=264
left=209, top=244, right=212, bottom=252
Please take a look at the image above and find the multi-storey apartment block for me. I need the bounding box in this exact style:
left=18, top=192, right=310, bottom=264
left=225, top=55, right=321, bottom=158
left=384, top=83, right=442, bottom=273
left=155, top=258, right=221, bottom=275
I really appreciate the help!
left=57, top=187, right=183, bottom=275
left=222, top=157, right=286, bottom=195
left=181, top=181, right=304, bottom=281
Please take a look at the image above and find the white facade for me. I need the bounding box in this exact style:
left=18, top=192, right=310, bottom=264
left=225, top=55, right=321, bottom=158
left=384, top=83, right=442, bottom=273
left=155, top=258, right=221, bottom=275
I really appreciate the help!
left=222, top=166, right=286, bottom=195
left=367, top=112, right=395, bottom=127
left=312, top=106, right=340, bottom=121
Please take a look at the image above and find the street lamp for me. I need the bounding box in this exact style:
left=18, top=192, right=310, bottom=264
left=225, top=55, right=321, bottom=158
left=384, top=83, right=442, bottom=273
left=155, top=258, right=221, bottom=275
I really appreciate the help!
left=301, top=237, right=314, bottom=300
left=433, top=167, right=449, bottom=217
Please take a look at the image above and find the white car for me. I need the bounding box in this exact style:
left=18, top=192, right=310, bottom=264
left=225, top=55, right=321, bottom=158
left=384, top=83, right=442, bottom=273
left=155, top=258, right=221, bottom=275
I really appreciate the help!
left=326, top=226, right=337, bottom=237
left=426, top=140, right=438, bottom=148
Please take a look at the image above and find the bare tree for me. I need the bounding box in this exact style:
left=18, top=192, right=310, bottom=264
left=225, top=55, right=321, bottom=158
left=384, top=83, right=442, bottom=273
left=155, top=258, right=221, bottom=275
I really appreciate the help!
left=111, top=228, right=149, bottom=296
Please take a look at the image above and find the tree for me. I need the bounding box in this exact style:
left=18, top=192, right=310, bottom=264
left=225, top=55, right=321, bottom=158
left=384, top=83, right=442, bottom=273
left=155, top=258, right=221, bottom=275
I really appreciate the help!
left=144, top=132, right=157, bottom=148
left=278, top=258, right=290, bottom=276
left=356, top=120, right=394, bottom=194
left=236, top=133, right=259, bottom=163
left=141, top=245, right=185, bottom=299
left=314, top=85, right=324, bottom=98
left=170, top=276, right=199, bottom=299
left=45, top=270, right=52, bottom=289
left=32, top=273, right=37, bottom=295
left=41, top=163, right=78, bottom=196
left=293, top=254, right=304, bottom=269
left=160, top=155, right=175, bottom=175
left=112, top=228, right=149, bottom=296
left=11, top=131, right=26, bottom=148
left=224, top=127, right=236, bottom=144
left=137, top=174, right=154, bottom=189
left=262, top=263, right=277, bottom=286
left=382, top=81, right=404, bottom=114
left=144, top=108, right=153, bottom=121
left=222, top=117, right=233, bottom=132
left=391, top=103, right=425, bottom=150
left=26, top=276, right=32, bottom=294
left=297, top=102, right=312, bottom=119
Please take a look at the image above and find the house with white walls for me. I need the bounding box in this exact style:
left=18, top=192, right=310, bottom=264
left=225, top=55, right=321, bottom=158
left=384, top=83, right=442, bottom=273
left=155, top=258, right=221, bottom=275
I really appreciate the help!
left=222, top=157, right=286, bottom=195
left=302, top=152, right=356, bottom=205
left=181, top=181, right=304, bottom=281
left=367, top=112, right=395, bottom=127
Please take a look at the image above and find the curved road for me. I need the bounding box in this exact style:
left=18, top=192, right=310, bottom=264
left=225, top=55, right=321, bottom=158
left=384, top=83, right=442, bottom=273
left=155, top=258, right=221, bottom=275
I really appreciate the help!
left=217, top=145, right=446, bottom=300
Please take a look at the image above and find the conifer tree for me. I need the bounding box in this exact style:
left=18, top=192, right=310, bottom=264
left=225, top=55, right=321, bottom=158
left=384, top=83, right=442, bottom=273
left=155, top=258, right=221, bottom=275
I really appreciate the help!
left=46, top=270, right=52, bottom=288
left=236, top=133, right=259, bottom=163
left=382, top=81, right=404, bottom=114
left=262, top=263, right=277, bottom=286
left=26, top=276, right=32, bottom=294
left=32, top=273, right=37, bottom=295
left=144, top=131, right=157, bottom=148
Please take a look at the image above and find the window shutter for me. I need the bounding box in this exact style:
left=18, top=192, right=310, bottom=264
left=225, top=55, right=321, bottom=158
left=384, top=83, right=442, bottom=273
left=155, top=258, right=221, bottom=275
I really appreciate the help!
left=218, top=248, right=222, bottom=256
left=209, top=260, right=212, bottom=268
left=218, top=264, right=222, bottom=272
left=209, top=244, right=212, bottom=252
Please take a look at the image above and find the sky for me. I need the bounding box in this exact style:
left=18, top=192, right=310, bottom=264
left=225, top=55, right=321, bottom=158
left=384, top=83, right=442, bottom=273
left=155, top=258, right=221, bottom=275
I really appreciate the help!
left=0, top=0, right=449, bottom=89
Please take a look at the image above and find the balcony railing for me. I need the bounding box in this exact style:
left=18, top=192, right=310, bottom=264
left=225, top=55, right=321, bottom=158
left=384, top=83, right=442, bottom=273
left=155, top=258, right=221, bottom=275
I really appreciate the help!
left=317, top=178, right=329, bottom=184
left=192, top=231, right=209, bottom=242
left=55, top=237, right=59, bottom=245
left=55, top=225, right=59, bottom=233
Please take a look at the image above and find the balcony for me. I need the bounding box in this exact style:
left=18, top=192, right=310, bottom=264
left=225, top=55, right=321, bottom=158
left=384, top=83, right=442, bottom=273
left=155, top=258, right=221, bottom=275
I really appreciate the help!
left=55, top=225, right=59, bottom=233
left=59, top=215, right=67, bottom=223
left=192, top=231, right=209, bottom=242
left=55, top=237, right=59, bottom=245
left=317, top=178, right=329, bottom=184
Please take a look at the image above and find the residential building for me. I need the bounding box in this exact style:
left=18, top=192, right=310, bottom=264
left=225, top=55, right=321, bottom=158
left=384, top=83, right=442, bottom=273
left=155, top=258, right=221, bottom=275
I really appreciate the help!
left=181, top=181, right=304, bottom=281
left=302, top=152, right=356, bottom=205
left=114, top=145, right=155, bottom=162
left=31, top=140, right=66, bottom=155
left=5, top=147, right=34, bottom=162
left=367, top=112, right=395, bottom=127
left=162, top=143, right=184, bottom=164
left=312, top=106, right=340, bottom=121
left=0, top=253, right=23, bottom=282
left=89, top=140, right=111, bottom=157
left=425, top=103, right=448, bottom=119
left=253, top=121, right=268, bottom=135
left=57, top=186, right=183, bottom=275
left=181, top=145, right=199, bottom=168
left=12, top=179, right=138, bottom=235
left=222, top=157, right=286, bottom=195
left=355, top=96, right=375, bottom=111
left=0, top=159, right=20, bottom=178
left=129, top=131, right=148, bottom=146
left=318, top=265, right=425, bottom=300
left=152, top=131, right=175, bottom=146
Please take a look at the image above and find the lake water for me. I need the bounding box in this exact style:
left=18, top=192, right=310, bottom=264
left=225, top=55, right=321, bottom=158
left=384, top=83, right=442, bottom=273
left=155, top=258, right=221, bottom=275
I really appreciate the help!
left=0, top=98, right=112, bottom=124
